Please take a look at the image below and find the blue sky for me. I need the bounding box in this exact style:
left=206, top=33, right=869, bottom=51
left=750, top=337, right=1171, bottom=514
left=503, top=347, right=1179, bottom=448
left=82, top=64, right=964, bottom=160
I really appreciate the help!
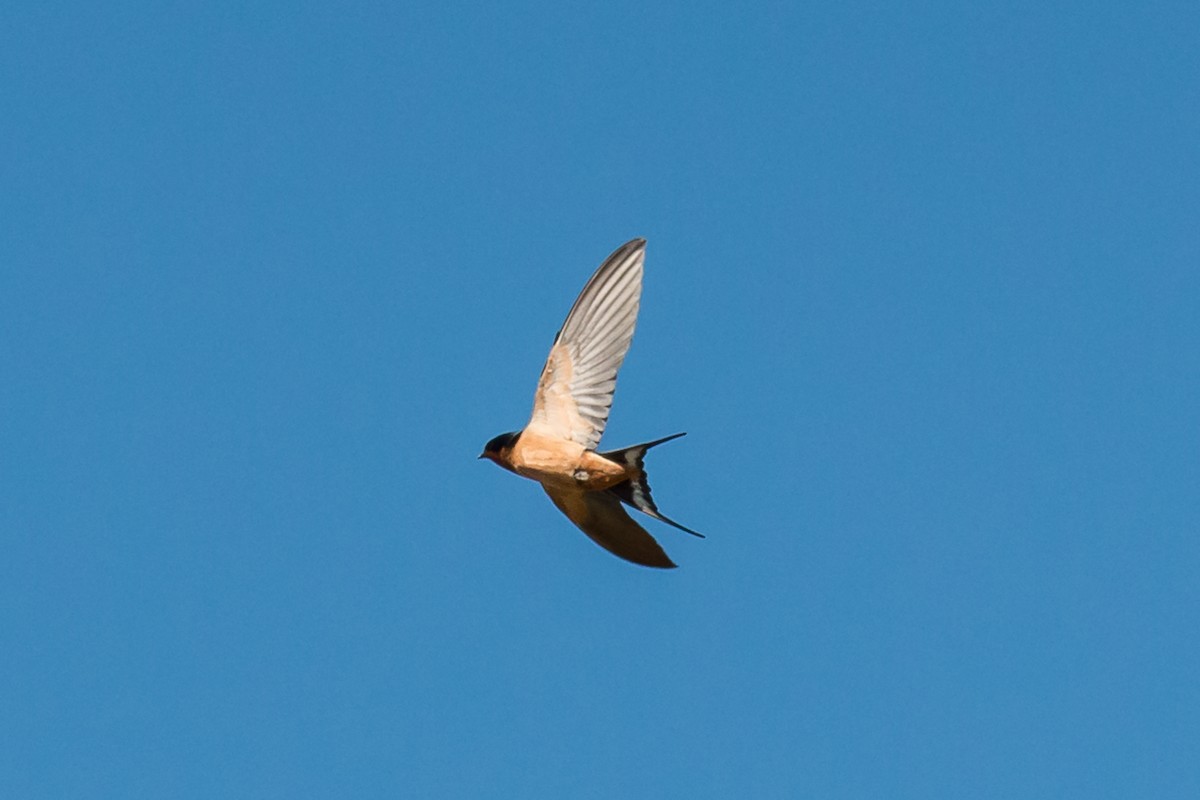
left=3, top=1, right=1198, bottom=797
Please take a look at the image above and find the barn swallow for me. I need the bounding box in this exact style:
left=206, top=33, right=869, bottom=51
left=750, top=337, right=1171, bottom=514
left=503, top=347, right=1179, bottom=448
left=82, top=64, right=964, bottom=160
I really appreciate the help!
left=479, top=238, right=702, bottom=569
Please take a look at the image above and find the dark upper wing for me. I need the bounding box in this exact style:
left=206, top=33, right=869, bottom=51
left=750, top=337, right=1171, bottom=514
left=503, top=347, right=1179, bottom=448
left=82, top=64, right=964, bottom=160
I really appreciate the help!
left=526, top=239, right=645, bottom=450
left=542, top=484, right=676, bottom=569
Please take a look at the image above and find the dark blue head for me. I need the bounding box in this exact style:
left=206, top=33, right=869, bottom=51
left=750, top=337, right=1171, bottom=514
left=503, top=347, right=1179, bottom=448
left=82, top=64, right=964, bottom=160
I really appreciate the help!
left=479, top=431, right=521, bottom=464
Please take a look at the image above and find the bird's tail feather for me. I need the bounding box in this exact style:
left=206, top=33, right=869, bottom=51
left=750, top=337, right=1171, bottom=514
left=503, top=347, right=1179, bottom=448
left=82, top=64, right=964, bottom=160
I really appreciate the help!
left=601, top=433, right=704, bottom=538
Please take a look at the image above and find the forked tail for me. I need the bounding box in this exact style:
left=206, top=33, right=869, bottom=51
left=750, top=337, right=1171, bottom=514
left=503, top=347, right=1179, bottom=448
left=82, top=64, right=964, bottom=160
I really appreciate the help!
left=600, top=433, right=704, bottom=538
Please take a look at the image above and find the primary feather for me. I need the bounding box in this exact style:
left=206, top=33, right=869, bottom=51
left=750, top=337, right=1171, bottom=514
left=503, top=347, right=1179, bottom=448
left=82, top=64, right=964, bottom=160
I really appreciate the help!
left=527, top=239, right=645, bottom=449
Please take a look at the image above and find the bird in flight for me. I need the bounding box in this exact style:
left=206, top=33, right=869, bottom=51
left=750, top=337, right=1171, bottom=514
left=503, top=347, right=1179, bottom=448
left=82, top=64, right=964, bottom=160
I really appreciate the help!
left=479, top=238, right=702, bottom=569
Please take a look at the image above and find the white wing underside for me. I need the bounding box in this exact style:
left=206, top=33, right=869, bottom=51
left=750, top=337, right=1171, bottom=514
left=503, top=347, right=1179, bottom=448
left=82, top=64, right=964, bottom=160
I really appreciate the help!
left=527, top=239, right=645, bottom=450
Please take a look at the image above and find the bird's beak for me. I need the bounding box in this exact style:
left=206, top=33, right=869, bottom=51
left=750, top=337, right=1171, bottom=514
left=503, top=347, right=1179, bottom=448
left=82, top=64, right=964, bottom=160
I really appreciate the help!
left=477, top=453, right=486, bottom=460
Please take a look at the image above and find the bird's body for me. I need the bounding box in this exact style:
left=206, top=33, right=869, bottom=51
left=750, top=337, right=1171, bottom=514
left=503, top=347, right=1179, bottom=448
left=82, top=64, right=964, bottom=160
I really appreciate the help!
left=480, top=238, right=701, bottom=569
left=509, top=432, right=628, bottom=491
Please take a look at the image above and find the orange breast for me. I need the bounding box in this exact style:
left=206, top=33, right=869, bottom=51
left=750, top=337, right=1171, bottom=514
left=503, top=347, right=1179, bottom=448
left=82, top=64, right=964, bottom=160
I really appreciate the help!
left=511, top=432, right=632, bottom=490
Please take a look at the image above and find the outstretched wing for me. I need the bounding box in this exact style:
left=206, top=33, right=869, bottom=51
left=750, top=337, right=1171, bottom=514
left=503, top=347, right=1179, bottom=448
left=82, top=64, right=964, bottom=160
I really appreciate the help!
left=526, top=239, right=645, bottom=450
left=542, top=485, right=676, bottom=569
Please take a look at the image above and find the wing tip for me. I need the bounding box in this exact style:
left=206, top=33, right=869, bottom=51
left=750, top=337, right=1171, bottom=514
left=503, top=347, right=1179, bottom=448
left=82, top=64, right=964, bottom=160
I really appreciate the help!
left=610, top=540, right=677, bottom=569
left=640, top=553, right=677, bottom=569
left=613, top=237, right=647, bottom=262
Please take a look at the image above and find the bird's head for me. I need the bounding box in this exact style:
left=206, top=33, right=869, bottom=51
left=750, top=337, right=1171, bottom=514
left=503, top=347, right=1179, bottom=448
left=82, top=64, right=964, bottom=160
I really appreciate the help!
left=479, top=431, right=521, bottom=470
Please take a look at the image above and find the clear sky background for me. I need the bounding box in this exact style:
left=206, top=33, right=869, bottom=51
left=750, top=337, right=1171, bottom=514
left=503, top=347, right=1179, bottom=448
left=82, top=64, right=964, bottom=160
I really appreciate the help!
left=3, top=2, right=1198, bottom=797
